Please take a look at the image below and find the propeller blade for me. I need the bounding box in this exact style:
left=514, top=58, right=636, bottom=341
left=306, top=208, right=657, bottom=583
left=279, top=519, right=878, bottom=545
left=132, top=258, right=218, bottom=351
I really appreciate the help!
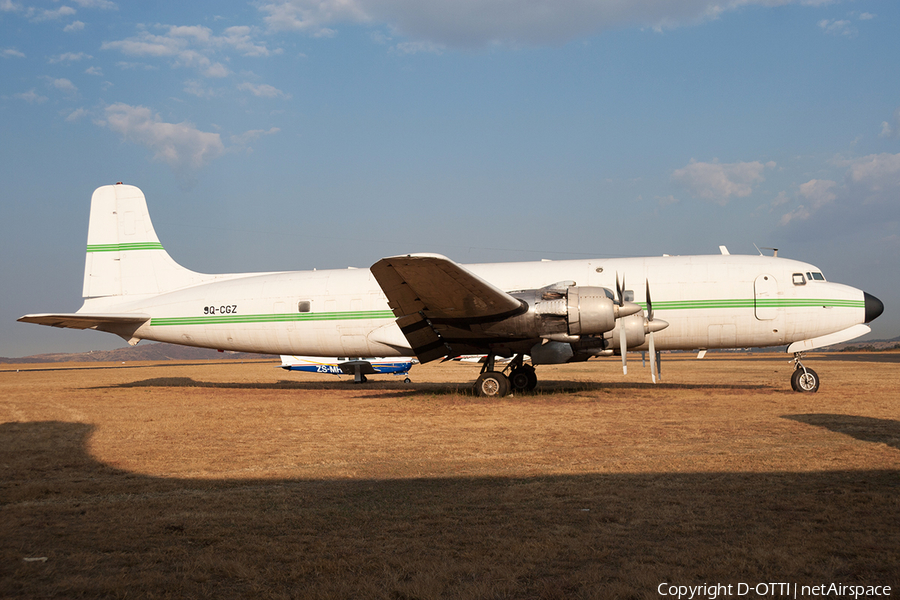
left=645, top=278, right=654, bottom=321
left=649, top=330, right=657, bottom=384
left=616, top=273, right=625, bottom=307
left=620, top=322, right=628, bottom=375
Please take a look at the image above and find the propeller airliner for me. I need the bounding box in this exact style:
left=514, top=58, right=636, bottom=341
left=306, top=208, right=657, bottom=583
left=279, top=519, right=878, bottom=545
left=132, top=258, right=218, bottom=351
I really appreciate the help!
left=19, top=184, right=884, bottom=395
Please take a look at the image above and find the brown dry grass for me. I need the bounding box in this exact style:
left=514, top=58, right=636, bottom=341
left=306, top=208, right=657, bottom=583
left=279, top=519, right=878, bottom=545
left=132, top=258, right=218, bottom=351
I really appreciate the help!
left=1, top=354, right=898, bottom=599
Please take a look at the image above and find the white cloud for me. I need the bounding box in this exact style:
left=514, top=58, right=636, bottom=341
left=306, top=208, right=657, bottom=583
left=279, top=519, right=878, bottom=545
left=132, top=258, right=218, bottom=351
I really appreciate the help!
left=2, top=48, right=26, bottom=58
left=880, top=107, right=900, bottom=139
left=64, top=20, right=85, bottom=32
left=65, top=107, right=89, bottom=122
left=85, top=66, right=103, bottom=75
left=231, top=127, right=281, bottom=145
left=779, top=153, right=900, bottom=227
left=845, top=152, right=900, bottom=191
left=798, top=178, right=837, bottom=204
left=49, top=51, right=92, bottom=63
left=671, top=159, right=772, bottom=205
left=259, top=0, right=368, bottom=37
left=99, top=103, right=225, bottom=171
left=818, top=18, right=856, bottom=37
left=102, top=24, right=276, bottom=77
left=42, top=76, right=79, bottom=95
left=237, top=82, right=292, bottom=99
left=12, top=89, right=49, bottom=103
left=183, top=79, right=217, bottom=98
left=259, top=0, right=847, bottom=49
left=70, top=0, right=117, bottom=9
left=1, top=0, right=23, bottom=12
left=204, top=62, right=230, bottom=78
left=221, top=25, right=279, bottom=57
left=782, top=178, right=838, bottom=224
left=30, top=5, right=77, bottom=21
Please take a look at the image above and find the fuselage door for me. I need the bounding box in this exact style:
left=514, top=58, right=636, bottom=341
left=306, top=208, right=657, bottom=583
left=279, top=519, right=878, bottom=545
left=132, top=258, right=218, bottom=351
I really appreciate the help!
left=754, top=274, right=778, bottom=320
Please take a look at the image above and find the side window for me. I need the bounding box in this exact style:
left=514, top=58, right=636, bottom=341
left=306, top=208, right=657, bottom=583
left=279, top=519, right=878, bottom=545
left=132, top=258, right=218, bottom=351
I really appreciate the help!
left=298, top=300, right=311, bottom=313
left=792, top=273, right=806, bottom=285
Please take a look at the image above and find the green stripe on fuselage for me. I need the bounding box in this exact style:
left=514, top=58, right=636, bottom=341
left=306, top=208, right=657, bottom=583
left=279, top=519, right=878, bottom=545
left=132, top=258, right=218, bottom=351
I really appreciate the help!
left=87, top=242, right=165, bottom=252
left=151, top=298, right=862, bottom=328
left=151, top=310, right=396, bottom=327
left=640, top=298, right=864, bottom=311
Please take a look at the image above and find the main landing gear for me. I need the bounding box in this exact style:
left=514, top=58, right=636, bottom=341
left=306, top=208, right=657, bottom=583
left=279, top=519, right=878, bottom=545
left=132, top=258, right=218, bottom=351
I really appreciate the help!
left=790, top=353, right=819, bottom=393
left=473, top=354, right=537, bottom=397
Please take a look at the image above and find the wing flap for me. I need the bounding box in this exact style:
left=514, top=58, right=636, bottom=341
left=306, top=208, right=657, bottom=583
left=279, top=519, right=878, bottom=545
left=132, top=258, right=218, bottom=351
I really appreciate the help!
left=396, top=313, right=451, bottom=363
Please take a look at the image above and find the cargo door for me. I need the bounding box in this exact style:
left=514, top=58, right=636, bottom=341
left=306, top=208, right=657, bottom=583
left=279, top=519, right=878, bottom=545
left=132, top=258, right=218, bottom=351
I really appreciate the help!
left=754, top=274, right=778, bottom=320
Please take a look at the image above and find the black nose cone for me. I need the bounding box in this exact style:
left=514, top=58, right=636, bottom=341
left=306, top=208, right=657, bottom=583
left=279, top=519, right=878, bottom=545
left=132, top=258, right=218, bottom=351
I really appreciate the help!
left=864, top=292, right=884, bottom=323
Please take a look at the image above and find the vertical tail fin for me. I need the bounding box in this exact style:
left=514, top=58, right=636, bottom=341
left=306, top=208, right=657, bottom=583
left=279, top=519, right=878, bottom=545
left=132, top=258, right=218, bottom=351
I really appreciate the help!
left=83, top=184, right=205, bottom=299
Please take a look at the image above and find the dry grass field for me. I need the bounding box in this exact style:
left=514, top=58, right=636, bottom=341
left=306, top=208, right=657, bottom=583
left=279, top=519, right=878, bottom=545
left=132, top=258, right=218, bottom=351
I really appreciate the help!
left=1, top=354, right=898, bottom=599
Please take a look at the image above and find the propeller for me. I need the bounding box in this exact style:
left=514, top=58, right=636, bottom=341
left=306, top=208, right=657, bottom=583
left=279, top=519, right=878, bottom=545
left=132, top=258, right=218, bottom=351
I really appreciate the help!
left=646, top=279, right=658, bottom=383
left=645, top=279, right=668, bottom=383
left=617, top=273, right=628, bottom=375
left=616, top=274, right=668, bottom=382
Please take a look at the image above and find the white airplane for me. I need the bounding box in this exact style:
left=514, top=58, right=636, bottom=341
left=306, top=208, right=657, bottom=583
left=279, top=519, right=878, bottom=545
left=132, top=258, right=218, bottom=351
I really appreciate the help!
left=19, top=184, right=883, bottom=396
left=279, top=355, right=414, bottom=383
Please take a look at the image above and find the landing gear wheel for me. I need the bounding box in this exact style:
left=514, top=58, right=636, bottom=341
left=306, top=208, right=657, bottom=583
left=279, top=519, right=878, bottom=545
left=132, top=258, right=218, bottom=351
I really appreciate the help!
left=404, top=377, right=411, bottom=383
left=791, top=367, right=819, bottom=393
left=474, top=371, right=510, bottom=397
left=509, top=366, right=537, bottom=392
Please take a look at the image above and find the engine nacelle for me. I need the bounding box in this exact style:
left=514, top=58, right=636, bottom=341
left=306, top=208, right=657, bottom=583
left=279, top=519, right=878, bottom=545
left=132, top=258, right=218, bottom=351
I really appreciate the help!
left=475, top=284, right=641, bottom=339
left=608, top=313, right=648, bottom=349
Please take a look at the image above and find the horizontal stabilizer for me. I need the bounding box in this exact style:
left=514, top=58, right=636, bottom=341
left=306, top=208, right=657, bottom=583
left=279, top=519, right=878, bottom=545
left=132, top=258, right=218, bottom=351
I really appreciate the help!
left=18, top=313, right=150, bottom=345
left=18, top=313, right=150, bottom=329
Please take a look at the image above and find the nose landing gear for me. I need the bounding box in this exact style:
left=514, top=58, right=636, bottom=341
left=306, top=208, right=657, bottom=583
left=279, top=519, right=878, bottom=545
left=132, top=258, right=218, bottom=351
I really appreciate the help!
left=790, top=353, right=820, bottom=393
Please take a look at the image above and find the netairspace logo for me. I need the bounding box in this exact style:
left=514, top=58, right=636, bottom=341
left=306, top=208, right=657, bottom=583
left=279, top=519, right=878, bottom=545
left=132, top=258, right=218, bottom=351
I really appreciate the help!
left=657, top=582, right=893, bottom=599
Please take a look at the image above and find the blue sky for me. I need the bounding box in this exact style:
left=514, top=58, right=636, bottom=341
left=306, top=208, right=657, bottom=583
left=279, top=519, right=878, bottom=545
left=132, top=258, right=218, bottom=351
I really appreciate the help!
left=2, top=0, right=898, bottom=357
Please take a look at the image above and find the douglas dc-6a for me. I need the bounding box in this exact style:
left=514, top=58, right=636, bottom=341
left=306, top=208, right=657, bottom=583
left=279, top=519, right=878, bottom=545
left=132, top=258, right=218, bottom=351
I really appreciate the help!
left=20, top=184, right=883, bottom=395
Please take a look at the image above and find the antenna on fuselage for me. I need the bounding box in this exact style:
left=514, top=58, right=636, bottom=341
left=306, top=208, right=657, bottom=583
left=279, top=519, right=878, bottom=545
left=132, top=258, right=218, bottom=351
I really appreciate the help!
left=753, top=244, right=779, bottom=257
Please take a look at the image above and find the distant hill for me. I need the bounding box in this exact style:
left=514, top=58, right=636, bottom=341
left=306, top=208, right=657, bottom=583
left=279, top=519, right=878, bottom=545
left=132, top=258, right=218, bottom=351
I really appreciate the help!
left=0, top=343, right=277, bottom=364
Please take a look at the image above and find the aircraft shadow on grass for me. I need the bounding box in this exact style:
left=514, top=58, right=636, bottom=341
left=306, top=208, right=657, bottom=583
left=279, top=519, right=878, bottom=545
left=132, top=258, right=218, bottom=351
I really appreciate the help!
left=782, top=413, right=900, bottom=451
left=98, top=376, right=768, bottom=395
left=2, top=421, right=897, bottom=599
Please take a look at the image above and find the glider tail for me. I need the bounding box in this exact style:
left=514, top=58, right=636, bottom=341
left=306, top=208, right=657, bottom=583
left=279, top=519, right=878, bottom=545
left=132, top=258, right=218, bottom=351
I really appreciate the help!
left=82, top=183, right=204, bottom=300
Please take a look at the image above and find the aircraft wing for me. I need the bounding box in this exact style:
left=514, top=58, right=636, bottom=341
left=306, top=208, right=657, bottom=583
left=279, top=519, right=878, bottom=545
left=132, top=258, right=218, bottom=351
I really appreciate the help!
left=370, top=254, right=526, bottom=363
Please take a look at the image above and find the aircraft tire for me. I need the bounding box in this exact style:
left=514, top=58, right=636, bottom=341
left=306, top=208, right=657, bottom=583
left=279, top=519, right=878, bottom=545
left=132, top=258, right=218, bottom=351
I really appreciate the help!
left=475, top=372, right=510, bottom=397
left=509, top=366, right=537, bottom=392
left=791, top=367, right=819, bottom=393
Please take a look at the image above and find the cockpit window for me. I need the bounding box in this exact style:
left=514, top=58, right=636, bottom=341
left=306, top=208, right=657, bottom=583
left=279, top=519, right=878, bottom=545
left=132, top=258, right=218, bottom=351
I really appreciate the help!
left=806, top=272, right=826, bottom=281
left=792, top=273, right=806, bottom=285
